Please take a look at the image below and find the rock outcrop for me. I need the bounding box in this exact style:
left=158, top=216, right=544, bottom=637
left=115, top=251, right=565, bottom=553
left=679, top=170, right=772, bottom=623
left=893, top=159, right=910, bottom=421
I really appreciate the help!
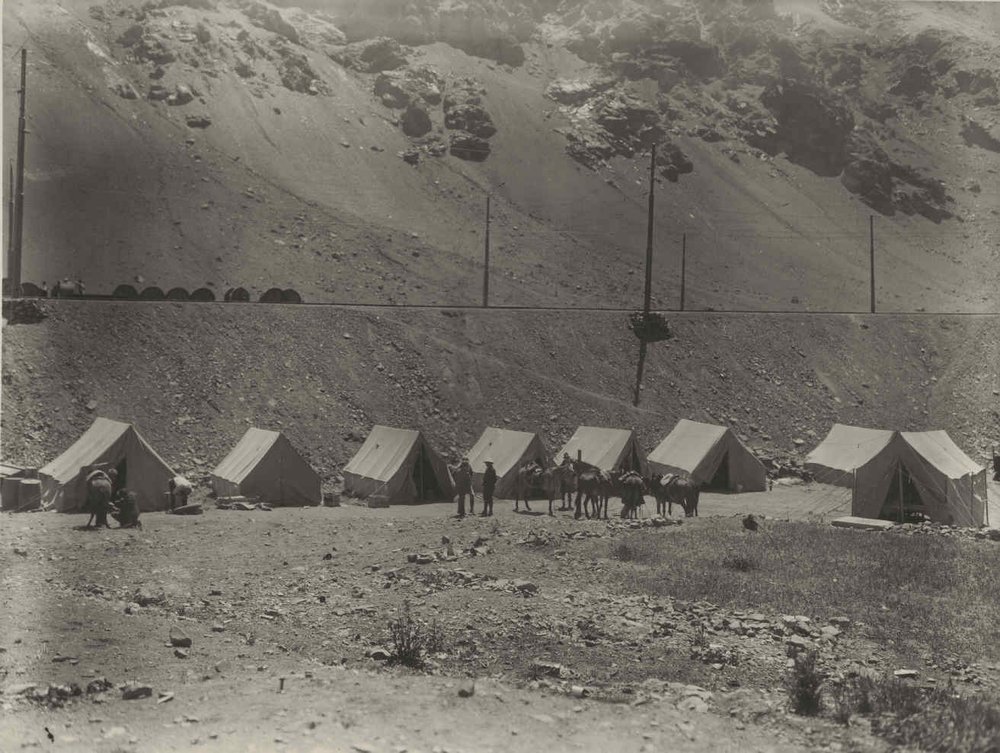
left=760, top=80, right=854, bottom=176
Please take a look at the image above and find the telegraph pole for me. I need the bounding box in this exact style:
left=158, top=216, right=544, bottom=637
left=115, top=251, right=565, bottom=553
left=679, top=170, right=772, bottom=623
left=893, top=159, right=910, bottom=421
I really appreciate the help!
left=869, top=214, right=875, bottom=314
left=642, top=143, right=656, bottom=314
left=9, top=49, right=28, bottom=298
left=6, top=162, right=13, bottom=266
left=633, top=145, right=657, bottom=407
left=679, top=232, right=686, bottom=311
left=482, top=193, right=490, bottom=307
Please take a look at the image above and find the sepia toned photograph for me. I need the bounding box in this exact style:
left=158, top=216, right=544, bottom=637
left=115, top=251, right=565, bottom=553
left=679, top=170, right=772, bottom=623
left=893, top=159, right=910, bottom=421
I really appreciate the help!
left=1, top=0, right=998, bottom=750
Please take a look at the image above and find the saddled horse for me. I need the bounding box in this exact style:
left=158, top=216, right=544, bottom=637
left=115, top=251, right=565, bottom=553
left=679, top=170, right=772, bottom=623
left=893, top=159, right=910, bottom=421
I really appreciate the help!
left=571, top=460, right=606, bottom=520
left=514, top=461, right=545, bottom=514
left=618, top=471, right=647, bottom=519
left=649, top=472, right=701, bottom=517
left=542, top=461, right=576, bottom=514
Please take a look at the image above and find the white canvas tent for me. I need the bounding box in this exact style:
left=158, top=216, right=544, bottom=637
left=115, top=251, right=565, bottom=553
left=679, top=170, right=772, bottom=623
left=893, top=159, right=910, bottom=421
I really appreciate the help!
left=342, top=426, right=454, bottom=504
left=647, top=419, right=767, bottom=492
left=39, top=417, right=176, bottom=512
left=211, top=428, right=321, bottom=506
left=807, top=424, right=988, bottom=526
left=556, top=426, right=645, bottom=474
left=805, top=424, right=895, bottom=487
left=466, top=428, right=549, bottom=498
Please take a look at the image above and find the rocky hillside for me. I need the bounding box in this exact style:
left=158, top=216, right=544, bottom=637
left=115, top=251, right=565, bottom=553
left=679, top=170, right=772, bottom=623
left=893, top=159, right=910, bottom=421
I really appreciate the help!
left=2, top=303, right=997, bottom=486
left=3, top=0, right=998, bottom=311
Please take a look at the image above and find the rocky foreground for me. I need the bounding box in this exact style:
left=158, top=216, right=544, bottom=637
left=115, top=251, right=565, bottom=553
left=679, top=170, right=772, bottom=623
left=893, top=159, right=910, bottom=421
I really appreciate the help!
left=3, top=502, right=1000, bottom=751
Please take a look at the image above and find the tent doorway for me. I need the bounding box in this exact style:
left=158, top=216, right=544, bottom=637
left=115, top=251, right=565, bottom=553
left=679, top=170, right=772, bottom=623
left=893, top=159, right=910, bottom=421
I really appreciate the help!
left=878, top=463, right=926, bottom=523
left=413, top=447, right=444, bottom=502
left=115, top=458, right=128, bottom=495
left=706, top=453, right=730, bottom=492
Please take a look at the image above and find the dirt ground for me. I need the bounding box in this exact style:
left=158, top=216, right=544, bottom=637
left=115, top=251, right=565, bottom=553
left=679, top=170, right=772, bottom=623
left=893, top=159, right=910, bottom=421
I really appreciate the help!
left=5, top=484, right=998, bottom=753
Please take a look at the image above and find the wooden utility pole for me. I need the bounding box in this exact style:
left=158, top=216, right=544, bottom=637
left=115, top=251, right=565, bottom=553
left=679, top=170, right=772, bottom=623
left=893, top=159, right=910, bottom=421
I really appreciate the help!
left=679, top=232, right=686, bottom=311
left=642, top=143, right=656, bottom=314
left=9, top=49, right=28, bottom=298
left=482, top=194, right=491, bottom=308
left=9, top=49, right=28, bottom=297
left=869, top=214, right=875, bottom=314
left=633, top=145, right=657, bottom=407
left=6, top=162, right=13, bottom=266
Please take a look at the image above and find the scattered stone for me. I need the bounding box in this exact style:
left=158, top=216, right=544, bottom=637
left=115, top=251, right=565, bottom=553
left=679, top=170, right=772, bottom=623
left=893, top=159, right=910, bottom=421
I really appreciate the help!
left=169, top=627, right=192, bottom=648
left=366, top=647, right=391, bottom=661
left=513, top=580, right=538, bottom=595
left=174, top=648, right=189, bottom=659
left=185, top=114, right=212, bottom=129
left=530, top=660, right=563, bottom=678
left=785, top=636, right=814, bottom=657
left=894, top=669, right=919, bottom=679
left=121, top=682, right=153, bottom=701
left=457, top=679, right=475, bottom=698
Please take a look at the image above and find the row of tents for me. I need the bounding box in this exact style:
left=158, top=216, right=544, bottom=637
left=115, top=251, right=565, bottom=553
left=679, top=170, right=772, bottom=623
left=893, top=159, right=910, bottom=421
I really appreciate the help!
left=1, top=417, right=990, bottom=527
left=2, top=419, right=322, bottom=513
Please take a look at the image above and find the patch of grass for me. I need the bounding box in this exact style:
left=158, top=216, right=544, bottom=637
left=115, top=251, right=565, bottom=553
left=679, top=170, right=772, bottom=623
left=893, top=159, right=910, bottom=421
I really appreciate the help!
left=387, top=600, right=445, bottom=669
left=833, top=676, right=1000, bottom=753
left=598, top=521, right=1000, bottom=663
left=786, top=649, right=823, bottom=715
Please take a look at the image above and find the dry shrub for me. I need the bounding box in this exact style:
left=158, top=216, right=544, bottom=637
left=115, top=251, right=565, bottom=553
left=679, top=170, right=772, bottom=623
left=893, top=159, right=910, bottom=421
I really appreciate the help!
left=786, top=649, right=823, bottom=715
left=387, top=600, right=445, bottom=668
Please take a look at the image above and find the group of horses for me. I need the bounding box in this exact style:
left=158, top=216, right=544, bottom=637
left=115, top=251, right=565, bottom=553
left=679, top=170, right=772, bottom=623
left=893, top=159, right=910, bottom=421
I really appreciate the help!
left=512, top=458, right=702, bottom=520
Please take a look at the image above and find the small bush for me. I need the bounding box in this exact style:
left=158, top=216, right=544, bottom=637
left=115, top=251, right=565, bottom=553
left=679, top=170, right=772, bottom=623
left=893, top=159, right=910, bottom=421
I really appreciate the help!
left=387, top=600, right=444, bottom=669
left=721, top=552, right=759, bottom=572
left=786, top=649, right=823, bottom=715
left=691, top=625, right=709, bottom=649
left=612, top=541, right=638, bottom=562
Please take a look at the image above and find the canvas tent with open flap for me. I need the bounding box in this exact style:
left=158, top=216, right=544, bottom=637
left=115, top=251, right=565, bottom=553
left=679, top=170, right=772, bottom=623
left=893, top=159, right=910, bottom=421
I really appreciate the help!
left=807, top=424, right=988, bottom=526
left=466, top=428, right=549, bottom=498
left=38, top=417, right=176, bottom=512
left=342, top=426, right=454, bottom=504
left=647, top=419, right=767, bottom=492
left=211, top=428, right=321, bottom=506
left=556, top=426, right=645, bottom=474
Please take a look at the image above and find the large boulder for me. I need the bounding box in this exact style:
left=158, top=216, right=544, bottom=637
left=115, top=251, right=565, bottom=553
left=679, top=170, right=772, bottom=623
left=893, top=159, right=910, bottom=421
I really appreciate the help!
left=331, top=38, right=407, bottom=73
left=760, top=79, right=854, bottom=176
left=960, top=118, right=1000, bottom=152
left=449, top=132, right=490, bottom=162
left=401, top=104, right=432, bottom=138
left=444, top=104, right=496, bottom=138
left=593, top=93, right=663, bottom=155
left=374, top=67, right=443, bottom=109
left=242, top=2, right=299, bottom=44
left=545, top=78, right=612, bottom=105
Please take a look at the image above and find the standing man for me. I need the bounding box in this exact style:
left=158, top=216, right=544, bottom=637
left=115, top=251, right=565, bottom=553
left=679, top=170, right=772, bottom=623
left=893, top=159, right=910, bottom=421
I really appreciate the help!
left=168, top=475, right=193, bottom=511
left=450, top=457, right=473, bottom=518
left=481, top=460, right=497, bottom=517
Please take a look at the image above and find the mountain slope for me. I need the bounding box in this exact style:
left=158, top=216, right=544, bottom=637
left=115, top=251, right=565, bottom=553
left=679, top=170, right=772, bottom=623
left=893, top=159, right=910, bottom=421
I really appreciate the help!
left=2, top=303, right=997, bottom=484
left=3, top=0, right=999, bottom=311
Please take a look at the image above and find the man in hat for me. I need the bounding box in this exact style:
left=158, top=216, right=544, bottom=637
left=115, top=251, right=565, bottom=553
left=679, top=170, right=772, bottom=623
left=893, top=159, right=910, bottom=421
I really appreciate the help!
left=450, top=457, right=474, bottom=518
left=481, top=460, right=497, bottom=517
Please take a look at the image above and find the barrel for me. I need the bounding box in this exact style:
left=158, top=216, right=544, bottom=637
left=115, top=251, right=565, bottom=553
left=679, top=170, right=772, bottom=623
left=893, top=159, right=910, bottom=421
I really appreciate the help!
left=17, top=479, right=41, bottom=511
left=1, top=477, right=20, bottom=511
